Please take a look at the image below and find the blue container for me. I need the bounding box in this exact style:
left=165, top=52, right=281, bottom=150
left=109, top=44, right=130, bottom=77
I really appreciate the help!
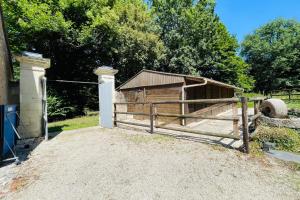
left=1, top=105, right=17, bottom=158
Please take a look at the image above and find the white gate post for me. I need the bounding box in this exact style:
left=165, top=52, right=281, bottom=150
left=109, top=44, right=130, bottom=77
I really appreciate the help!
left=94, top=66, right=118, bottom=128
left=16, top=52, right=50, bottom=138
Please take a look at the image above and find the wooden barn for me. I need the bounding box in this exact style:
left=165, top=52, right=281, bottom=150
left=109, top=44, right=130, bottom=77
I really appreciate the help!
left=116, top=70, right=241, bottom=125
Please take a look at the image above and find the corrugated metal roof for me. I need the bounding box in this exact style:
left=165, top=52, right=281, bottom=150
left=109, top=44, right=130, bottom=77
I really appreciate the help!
left=118, top=69, right=242, bottom=90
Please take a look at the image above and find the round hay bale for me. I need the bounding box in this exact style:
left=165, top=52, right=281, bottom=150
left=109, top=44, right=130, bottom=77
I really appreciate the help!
left=260, top=99, right=288, bottom=118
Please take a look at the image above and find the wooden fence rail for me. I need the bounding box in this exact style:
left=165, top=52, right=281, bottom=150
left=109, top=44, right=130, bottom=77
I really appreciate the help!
left=155, top=113, right=239, bottom=121
left=270, top=89, right=300, bottom=101
left=114, top=97, right=265, bottom=153
left=152, top=98, right=240, bottom=104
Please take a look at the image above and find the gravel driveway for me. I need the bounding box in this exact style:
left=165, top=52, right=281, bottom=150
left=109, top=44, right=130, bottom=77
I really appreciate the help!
left=1, top=126, right=299, bottom=200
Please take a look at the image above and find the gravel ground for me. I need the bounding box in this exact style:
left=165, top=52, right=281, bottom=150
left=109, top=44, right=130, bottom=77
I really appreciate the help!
left=1, top=126, right=299, bottom=200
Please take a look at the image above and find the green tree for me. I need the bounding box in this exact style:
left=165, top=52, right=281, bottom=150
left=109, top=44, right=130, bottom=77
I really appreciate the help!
left=241, top=18, right=300, bottom=92
left=151, top=0, right=253, bottom=90
left=3, top=0, right=165, bottom=116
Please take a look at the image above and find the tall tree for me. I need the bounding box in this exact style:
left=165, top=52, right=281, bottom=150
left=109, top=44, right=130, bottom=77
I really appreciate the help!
left=241, top=18, right=300, bottom=92
left=151, top=0, right=253, bottom=90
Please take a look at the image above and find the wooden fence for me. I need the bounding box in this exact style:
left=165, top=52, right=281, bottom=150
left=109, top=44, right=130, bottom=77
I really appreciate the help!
left=114, top=97, right=265, bottom=153
left=270, top=88, right=300, bottom=101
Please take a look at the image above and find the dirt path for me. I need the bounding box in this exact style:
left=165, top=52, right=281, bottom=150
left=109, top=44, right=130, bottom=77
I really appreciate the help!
left=1, top=127, right=299, bottom=200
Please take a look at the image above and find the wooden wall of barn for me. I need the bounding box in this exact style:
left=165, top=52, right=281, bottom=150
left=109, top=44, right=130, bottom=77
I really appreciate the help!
left=120, top=83, right=182, bottom=124
left=119, top=82, right=235, bottom=125
left=185, top=83, right=234, bottom=114
left=185, top=83, right=235, bottom=124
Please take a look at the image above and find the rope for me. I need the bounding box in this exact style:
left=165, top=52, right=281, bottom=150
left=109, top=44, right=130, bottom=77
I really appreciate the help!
left=47, top=79, right=99, bottom=85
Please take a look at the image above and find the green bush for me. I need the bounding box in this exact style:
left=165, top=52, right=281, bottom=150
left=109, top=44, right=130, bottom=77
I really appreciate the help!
left=47, top=94, right=75, bottom=122
left=253, top=126, right=300, bottom=153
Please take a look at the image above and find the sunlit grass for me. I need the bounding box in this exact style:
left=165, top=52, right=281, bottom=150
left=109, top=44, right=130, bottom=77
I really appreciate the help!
left=270, top=92, right=300, bottom=109
left=238, top=92, right=265, bottom=108
left=239, top=92, right=300, bottom=109
left=48, top=112, right=99, bottom=132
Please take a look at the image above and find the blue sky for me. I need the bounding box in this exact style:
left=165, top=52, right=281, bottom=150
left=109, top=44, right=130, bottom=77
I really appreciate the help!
left=215, top=0, right=300, bottom=42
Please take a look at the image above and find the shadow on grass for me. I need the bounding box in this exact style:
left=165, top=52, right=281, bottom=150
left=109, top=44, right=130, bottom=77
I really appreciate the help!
left=48, top=124, right=69, bottom=133
left=48, top=124, right=70, bottom=140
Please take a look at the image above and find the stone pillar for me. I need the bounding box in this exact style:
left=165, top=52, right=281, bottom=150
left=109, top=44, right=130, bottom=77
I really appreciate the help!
left=16, top=53, right=50, bottom=138
left=94, top=66, right=118, bottom=128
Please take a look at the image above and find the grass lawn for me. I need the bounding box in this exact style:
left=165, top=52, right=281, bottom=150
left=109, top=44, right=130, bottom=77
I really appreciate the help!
left=240, top=93, right=300, bottom=109
left=238, top=92, right=265, bottom=108
left=269, top=92, right=300, bottom=110
left=48, top=112, right=99, bottom=132
left=286, top=100, right=300, bottom=110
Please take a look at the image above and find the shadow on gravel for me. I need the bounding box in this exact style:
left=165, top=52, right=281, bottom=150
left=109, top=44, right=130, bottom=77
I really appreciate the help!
left=155, top=131, right=239, bottom=149
left=0, top=137, right=43, bottom=167
left=117, top=124, right=240, bottom=151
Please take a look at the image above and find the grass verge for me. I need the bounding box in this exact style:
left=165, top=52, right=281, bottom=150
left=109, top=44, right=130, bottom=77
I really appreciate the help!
left=269, top=92, right=300, bottom=109
left=251, top=125, right=300, bottom=153
left=240, top=92, right=300, bottom=109
left=286, top=100, right=300, bottom=110
left=238, top=92, right=265, bottom=108
left=48, top=112, right=98, bottom=132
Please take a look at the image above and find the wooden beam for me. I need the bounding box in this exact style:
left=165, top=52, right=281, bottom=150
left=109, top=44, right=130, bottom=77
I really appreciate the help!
left=155, top=113, right=238, bottom=121
left=114, top=102, right=148, bottom=105
left=248, top=97, right=267, bottom=101
left=152, top=98, right=239, bottom=104
left=155, top=125, right=240, bottom=140
left=114, top=111, right=149, bottom=116
left=250, top=112, right=262, bottom=122
left=115, top=120, right=150, bottom=128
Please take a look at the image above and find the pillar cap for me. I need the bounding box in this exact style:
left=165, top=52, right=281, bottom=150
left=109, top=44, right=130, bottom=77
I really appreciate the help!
left=94, top=66, right=118, bottom=76
left=15, top=53, right=50, bottom=69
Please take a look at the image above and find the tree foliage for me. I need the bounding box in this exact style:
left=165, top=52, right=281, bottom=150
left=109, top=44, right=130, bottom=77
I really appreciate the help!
left=241, top=18, right=300, bottom=92
left=151, top=0, right=253, bottom=89
left=2, top=0, right=254, bottom=118
left=47, top=92, right=75, bottom=122
left=3, top=0, right=165, bottom=117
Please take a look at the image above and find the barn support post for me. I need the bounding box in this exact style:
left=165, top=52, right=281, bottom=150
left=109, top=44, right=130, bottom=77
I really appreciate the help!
left=181, top=85, right=186, bottom=126
left=149, top=103, right=154, bottom=134
left=153, top=104, right=158, bottom=127
left=241, top=97, right=250, bottom=153
left=94, top=66, right=118, bottom=128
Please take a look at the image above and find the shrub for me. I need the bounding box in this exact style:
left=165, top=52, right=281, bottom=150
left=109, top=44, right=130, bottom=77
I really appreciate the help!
left=47, top=94, right=75, bottom=122
left=253, top=126, right=300, bottom=153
